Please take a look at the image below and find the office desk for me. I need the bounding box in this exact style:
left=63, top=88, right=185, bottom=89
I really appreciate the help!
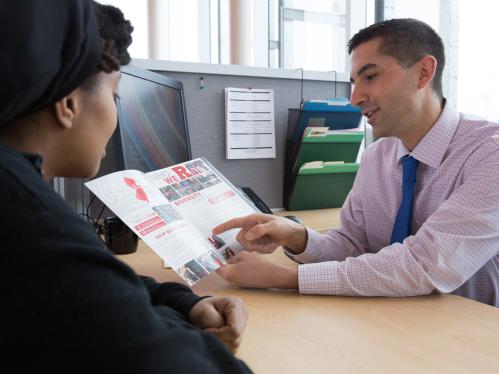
left=118, top=208, right=499, bottom=374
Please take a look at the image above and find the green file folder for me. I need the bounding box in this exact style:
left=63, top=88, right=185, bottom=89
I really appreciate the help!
left=284, top=129, right=363, bottom=210
left=287, top=163, right=360, bottom=210
left=292, top=130, right=364, bottom=173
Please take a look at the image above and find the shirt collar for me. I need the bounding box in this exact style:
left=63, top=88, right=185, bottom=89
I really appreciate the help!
left=396, top=99, right=461, bottom=168
left=0, top=144, right=43, bottom=175
left=23, top=152, right=44, bottom=175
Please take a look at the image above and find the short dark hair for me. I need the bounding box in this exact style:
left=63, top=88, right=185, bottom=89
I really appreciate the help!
left=348, top=18, right=445, bottom=98
left=82, top=2, right=133, bottom=90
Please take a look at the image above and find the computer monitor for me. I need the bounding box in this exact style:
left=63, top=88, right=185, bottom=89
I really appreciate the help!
left=114, top=64, right=191, bottom=172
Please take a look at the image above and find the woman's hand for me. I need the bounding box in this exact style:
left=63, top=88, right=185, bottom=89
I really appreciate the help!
left=189, top=296, right=248, bottom=352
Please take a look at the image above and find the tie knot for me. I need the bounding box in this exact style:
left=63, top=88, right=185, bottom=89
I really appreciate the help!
left=402, top=156, right=418, bottom=182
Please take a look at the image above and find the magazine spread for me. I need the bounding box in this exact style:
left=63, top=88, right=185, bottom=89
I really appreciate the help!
left=85, top=158, right=257, bottom=285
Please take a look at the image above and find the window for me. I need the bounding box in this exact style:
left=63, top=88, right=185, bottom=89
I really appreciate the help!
left=163, top=0, right=211, bottom=63
left=97, top=0, right=373, bottom=74
left=270, top=0, right=374, bottom=72
left=382, top=0, right=499, bottom=122
left=458, top=1, right=499, bottom=121
left=380, top=0, right=459, bottom=107
left=279, top=0, right=348, bottom=71
left=96, top=0, right=214, bottom=63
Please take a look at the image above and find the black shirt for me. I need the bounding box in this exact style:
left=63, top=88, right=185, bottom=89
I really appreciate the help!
left=0, top=144, right=250, bottom=373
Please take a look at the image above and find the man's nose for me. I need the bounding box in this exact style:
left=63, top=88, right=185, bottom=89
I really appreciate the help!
left=350, top=84, right=365, bottom=108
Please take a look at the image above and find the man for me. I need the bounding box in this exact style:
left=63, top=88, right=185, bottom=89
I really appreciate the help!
left=213, top=18, right=499, bottom=307
left=0, top=1, right=250, bottom=372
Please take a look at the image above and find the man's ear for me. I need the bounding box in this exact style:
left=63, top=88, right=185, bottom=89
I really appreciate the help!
left=417, top=55, right=437, bottom=90
left=53, top=90, right=81, bottom=129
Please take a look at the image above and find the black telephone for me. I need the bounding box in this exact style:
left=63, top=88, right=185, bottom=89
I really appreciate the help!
left=240, top=187, right=273, bottom=214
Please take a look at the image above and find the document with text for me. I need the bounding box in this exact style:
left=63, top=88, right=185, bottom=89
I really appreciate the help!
left=225, top=87, right=276, bottom=159
left=85, top=158, right=257, bottom=285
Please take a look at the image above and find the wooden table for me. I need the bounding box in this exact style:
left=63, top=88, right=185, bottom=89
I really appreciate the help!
left=118, top=208, right=499, bottom=373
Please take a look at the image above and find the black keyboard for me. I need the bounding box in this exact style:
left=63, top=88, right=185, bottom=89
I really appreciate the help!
left=240, top=187, right=273, bottom=214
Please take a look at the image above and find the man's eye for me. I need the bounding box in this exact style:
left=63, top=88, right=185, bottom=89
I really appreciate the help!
left=366, top=74, right=377, bottom=81
left=113, top=93, right=121, bottom=103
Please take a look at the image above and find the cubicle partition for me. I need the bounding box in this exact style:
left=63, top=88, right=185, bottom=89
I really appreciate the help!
left=59, top=60, right=350, bottom=214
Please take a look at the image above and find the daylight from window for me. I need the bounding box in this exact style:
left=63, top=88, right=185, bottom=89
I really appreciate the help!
left=99, top=0, right=499, bottom=121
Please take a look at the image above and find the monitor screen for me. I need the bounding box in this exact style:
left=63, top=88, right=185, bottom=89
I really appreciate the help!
left=115, top=65, right=191, bottom=172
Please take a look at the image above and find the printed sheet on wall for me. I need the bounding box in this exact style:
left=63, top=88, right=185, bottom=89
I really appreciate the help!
left=224, top=87, right=276, bottom=159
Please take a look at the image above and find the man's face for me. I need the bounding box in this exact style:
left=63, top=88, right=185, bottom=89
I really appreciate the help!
left=349, top=38, right=420, bottom=139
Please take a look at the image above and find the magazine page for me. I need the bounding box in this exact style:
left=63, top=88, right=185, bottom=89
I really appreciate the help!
left=146, top=158, right=258, bottom=263
left=85, top=170, right=225, bottom=286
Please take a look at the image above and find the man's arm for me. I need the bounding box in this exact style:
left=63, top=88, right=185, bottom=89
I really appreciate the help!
left=288, top=159, right=370, bottom=264
left=213, top=158, right=370, bottom=261
left=298, top=141, right=499, bottom=298
left=214, top=157, right=371, bottom=289
left=217, top=140, right=499, bottom=302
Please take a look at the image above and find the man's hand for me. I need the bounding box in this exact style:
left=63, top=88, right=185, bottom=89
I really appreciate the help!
left=212, top=213, right=308, bottom=254
left=216, top=251, right=299, bottom=289
left=189, top=296, right=248, bottom=352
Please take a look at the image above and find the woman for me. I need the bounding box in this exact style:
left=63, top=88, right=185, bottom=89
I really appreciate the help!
left=0, top=1, right=250, bottom=372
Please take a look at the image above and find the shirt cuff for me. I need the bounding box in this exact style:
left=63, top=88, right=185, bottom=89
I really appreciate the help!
left=285, top=227, right=326, bottom=264
left=141, top=276, right=208, bottom=319
left=298, top=261, right=343, bottom=295
left=156, top=283, right=210, bottom=319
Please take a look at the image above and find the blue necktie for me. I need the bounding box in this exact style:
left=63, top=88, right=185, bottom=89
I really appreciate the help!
left=390, top=155, right=419, bottom=244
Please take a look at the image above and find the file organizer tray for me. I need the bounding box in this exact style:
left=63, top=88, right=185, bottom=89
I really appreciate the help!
left=293, top=131, right=364, bottom=172
left=286, top=163, right=360, bottom=211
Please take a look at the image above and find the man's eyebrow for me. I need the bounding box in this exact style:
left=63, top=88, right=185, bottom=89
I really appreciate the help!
left=350, top=63, right=378, bottom=84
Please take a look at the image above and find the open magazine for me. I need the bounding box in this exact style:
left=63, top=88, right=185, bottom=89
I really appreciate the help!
left=85, top=158, right=258, bottom=286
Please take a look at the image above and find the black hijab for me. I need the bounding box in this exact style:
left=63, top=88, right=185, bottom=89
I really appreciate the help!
left=0, top=0, right=101, bottom=126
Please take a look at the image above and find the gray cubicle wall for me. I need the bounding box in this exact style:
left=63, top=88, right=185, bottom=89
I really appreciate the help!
left=150, top=69, right=350, bottom=209
left=59, top=63, right=350, bottom=215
